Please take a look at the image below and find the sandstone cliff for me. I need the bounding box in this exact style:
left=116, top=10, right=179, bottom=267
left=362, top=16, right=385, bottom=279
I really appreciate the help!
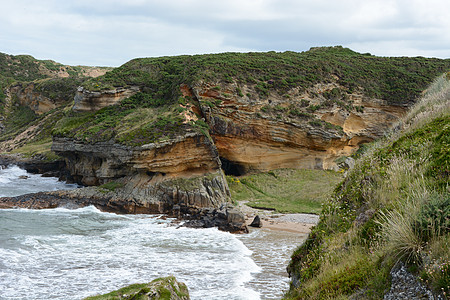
left=72, top=86, right=140, bottom=112
left=192, top=80, right=407, bottom=172
left=49, top=131, right=247, bottom=232
left=52, top=131, right=230, bottom=203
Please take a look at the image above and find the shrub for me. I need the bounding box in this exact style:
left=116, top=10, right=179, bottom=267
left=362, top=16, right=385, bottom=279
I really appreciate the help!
left=415, top=193, right=450, bottom=242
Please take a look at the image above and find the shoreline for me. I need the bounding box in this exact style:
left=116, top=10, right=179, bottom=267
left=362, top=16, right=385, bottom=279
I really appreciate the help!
left=238, top=201, right=319, bottom=234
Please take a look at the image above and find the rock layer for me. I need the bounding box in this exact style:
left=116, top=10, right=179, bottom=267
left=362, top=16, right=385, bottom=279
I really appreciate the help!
left=52, top=132, right=221, bottom=185
left=192, top=82, right=407, bottom=171
left=72, top=86, right=140, bottom=112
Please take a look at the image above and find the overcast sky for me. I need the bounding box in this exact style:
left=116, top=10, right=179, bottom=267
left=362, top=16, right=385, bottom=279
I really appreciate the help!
left=1, top=0, right=449, bottom=67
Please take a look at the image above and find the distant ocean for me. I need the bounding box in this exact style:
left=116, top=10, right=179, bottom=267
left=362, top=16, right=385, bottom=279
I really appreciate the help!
left=0, top=166, right=304, bottom=299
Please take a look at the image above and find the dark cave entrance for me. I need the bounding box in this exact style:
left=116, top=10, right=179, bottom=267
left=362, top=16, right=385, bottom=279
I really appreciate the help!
left=220, top=157, right=246, bottom=176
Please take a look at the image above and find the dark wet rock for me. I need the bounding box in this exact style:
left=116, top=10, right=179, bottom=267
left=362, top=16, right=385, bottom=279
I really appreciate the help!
left=0, top=154, right=68, bottom=180
left=250, top=215, right=262, bottom=228
left=181, top=205, right=248, bottom=234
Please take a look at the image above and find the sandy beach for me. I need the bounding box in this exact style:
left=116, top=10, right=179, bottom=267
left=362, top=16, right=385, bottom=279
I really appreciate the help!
left=237, top=201, right=319, bottom=234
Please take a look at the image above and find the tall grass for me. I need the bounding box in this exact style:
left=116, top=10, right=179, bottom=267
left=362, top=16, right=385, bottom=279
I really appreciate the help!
left=402, top=73, right=450, bottom=133
left=378, top=193, right=426, bottom=265
left=286, top=73, right=450, bottom=299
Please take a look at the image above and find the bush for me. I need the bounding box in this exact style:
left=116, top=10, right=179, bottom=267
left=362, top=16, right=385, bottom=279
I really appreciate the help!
left=415, top=193, right=450, bottom=242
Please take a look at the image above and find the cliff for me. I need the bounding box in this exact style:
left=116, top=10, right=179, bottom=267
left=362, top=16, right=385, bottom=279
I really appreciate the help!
left=192, top=80, right=406, bottom=172
left=0, top=52, right=110, bottom=155
left=1, top=47, right=450, bottom=234
left=73, top=86, right=140, bottom=112
left=54, top=47, right=450, bottom=178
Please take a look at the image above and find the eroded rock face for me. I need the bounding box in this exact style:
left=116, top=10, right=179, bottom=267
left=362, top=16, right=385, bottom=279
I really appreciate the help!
left=51, top=133, right=233, bottom=213
left=192, top=81, right=408, bottom=171
left=72, top=86, right=140, bottom=112
left=52, top=133, right=221, bottom=185
left=9, top=83, right=60, bottom=114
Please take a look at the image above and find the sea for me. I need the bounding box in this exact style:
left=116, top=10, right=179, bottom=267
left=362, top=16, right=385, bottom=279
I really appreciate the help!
left=0, top=166, right=307, bottom=300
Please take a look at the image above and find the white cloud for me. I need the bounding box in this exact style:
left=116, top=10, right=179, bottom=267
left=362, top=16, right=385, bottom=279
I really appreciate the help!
left=0, top=0, right=448, bottom=66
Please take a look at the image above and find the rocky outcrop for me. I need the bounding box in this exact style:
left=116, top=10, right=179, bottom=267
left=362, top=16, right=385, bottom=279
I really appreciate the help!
left=72, top=86, right=140, bottom=112
left=8, top=82, right=60, bottom=114
left=52, top=132, right=221, bottom=185
left=84, top=276, right=190, bottom=300
left=47, top=132, right=248, bottom=232
left=0, top=154, right=67, bottom=178
left=0, top=173, right=248, bottom=233
left=249, top=215, right=262, bottom=228
left=383, top=263, right=440, bottom=300
left=182, top=205, right=249, bottom=233
left=191, top=81, right=408, bottom=171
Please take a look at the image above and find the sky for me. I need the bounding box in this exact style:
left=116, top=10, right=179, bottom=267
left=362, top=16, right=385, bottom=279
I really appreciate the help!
left=0, top=0, right=449, bottom=67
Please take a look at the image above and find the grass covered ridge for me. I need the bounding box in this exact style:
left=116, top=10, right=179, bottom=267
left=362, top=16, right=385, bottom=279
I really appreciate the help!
left=286, top=74, right=450, bottom=299
left=227, top=169, right=343, bottom=214
left=51, top=96, right=205, bottom=146
left=53, top=46, right=450, bottom=147
left=82, top=46, right=450, bottom=105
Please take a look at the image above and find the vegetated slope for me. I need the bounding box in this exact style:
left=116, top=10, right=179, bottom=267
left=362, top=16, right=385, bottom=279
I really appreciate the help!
left=0, top=52, right=111, bottom=158
left=286, top=74, right=449, bottom=299
left=53, top=46, right=450, bottom=148
left=0, top=52, right=110, bottom=107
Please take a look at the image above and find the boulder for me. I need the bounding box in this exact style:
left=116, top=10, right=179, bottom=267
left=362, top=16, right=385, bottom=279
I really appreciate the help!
left=250, top=215, right=263, bottom=228
left=84, top=275, right=190, bottom=300
left=181, top=205, right=249, bottom=233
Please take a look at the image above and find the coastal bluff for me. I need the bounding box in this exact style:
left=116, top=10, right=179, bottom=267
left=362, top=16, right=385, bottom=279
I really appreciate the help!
left=1, top=47, right=450, bottom=234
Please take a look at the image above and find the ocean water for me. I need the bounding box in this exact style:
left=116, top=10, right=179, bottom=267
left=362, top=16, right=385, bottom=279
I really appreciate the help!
left=0, top=166, right=305, bottom=299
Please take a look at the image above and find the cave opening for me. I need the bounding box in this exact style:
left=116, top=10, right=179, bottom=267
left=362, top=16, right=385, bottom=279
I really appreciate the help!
left=220, top=157, right=246, bottom=176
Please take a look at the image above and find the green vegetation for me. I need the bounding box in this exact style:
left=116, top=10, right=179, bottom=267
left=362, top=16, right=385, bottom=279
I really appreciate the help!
left=227, top=169, right=343, bottom=214
left=0, top=51, right=111, bottom=157
left=285, top=74, right=450, bottom=299
left=0, top=105, right=36, bottom=139
left=9, top=140, right=60, bottom=161
left=35, top=77, right=85, bottom=101
left=84, top=276, right=189, bottom=300
left=99, top=181, right=125, bottom=192
left=81, top=46, right=450, bottom=105
left=50, top=47, right=450, bottom=146
left=52, top=101, right=194, bottom=146
left=0, top=52, right=99, bottom=104
left=0, top=102, right=67, bottom=155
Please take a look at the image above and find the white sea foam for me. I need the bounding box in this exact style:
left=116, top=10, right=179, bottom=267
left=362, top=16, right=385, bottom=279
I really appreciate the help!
left=0, top=207, right=262, bottom=300
left=0, top=167, right=302, bottom=299
left=0, top=165, right=78, bottom=197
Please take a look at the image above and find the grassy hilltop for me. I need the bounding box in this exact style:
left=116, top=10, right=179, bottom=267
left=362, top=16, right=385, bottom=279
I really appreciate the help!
left=51, top=46, right=450, bottom=147
left=0, top=52, right=110, bottom=158
left=286, top=74, right=449, bottom=299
